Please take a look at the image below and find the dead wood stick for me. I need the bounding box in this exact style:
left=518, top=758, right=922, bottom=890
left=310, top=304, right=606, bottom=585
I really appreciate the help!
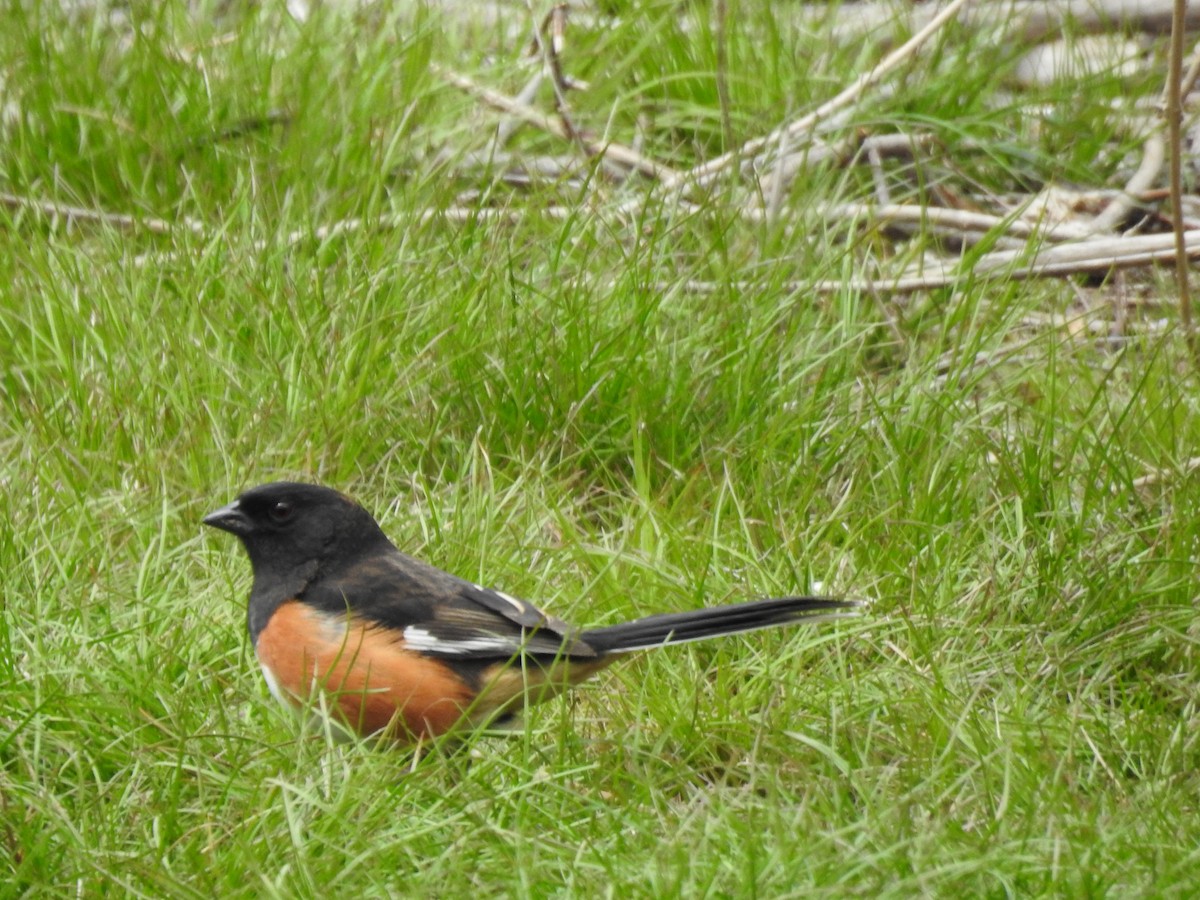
left=1180, top=41, right=1200, bottom=100
left=757, top=228, right=1200, bottom=295
left=132, top=200, right=704, bottom=267
left=433, top=64, right=677, bottom=181
left=668, top=0, right=975, bottom=192
left=973, top=228, right=1200, bottom=276
left=813, top=0, right=1200, bottom=47
left=1131, top=454, right=1200, bottom=489
left=748, top=201, right=1092, bottom=242
left=494, top=69, right=544, bottom=148
left=0, top=191, right=208, bottom=237
left=905, top=228, right=1200, bottom=288
left=1088, top=131, right=1166, bottom=234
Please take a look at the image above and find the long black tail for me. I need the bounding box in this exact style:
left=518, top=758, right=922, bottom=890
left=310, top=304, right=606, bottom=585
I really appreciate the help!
left=581, top=597, right=863, bottom=654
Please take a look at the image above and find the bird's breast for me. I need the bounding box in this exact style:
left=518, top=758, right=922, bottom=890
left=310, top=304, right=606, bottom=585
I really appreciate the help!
left=252, top=600, right=475, bottom=740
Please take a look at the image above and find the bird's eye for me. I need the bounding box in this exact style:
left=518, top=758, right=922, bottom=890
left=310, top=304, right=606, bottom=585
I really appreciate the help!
left=268, top=501, right=294, bottom=523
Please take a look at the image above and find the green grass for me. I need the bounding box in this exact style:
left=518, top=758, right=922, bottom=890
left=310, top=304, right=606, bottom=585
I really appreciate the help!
left=2, top=1, right=1199, bottom=895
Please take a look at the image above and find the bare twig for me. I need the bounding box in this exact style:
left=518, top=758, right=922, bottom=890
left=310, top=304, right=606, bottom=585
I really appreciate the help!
left=756, top=129, right=933, bottom=210
left=974, top=228, right=1200, bottom=276
left=1131, top=454, right=1200, bottom=489
left=810, top=227, right=1200, bottom=294
left=754, top=201, right=1093, bottom=243
left=434, top=64, right=677, bottom=181
left=866, top=141, right=892, bottom=205
left=755, top=131, right=859, bottom=210
left=532, top=5, right=585, bottom=150
left=669, top=0, right=975, bottom=193
left=1179, top=40, right=1200, bottom=99
left=810, top=202, right=1030, bottom=250
left=859, top=133, right=936, bottom=160
left=1111, top=269, right=1129, bottom=342
left=132, top=200, right=702, bottom=267
left=0, top=191, right=207, bottom=237
left=812, top=0, right=1200, bottom=47
left=1088, top=131, right=1165, bottom=234
left=762, top=128, right=795, bottom=222
left=287, top=204, right=580, bottom=244
left=494, top=69, right=544, bottom=149
left=442, top=150, right=586, bottom=179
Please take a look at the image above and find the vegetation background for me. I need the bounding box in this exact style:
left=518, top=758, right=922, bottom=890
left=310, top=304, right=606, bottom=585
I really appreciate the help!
left=2, top=0, right=1197, bottom=895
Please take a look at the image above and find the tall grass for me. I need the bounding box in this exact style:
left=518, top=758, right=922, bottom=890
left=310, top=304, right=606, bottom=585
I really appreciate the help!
left=1, top=1, right=1197, bottom=895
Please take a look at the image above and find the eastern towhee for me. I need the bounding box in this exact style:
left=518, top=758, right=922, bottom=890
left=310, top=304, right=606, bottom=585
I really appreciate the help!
left=204, top=482, right=862, bottom=744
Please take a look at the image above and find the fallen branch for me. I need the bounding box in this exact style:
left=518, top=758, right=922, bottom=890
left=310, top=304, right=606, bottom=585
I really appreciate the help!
left=955, top=227, right=1200, bottom=279
left=1132, top=454, right=1200, bottom=489
left=0, top=191, right=207, bottom=237
left=805, top=201, right=1094, bottom=242
left=1088, top=132, right=1165, bottom=234
left=676, top=228, right=1200, bottom=295
left=813, top=0, right=1200, bottom=46
left=671, top=0, right=975, bottom=195
left=433, top=64, right=677, bottom=181
left=493, top=68, right=545, bottom=149
left=132, top=200, right=704, bottom=267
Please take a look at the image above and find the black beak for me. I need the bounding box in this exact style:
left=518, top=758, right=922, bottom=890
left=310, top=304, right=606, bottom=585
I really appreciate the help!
left=203, top=501, right=252, bottom=536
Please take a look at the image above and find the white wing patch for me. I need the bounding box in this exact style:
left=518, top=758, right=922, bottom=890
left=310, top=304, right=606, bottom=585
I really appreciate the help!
left=403, top=626, right=518, bottom=656
left=473, top=584, right=528, bottom=615
left=494, top=590, right=527, bottom=612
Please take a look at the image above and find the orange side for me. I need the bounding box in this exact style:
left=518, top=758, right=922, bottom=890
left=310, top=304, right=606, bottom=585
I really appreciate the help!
left=254, top=601, right=475, bottom=741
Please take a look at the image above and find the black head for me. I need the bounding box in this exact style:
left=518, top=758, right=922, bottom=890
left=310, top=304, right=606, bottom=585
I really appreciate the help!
left=203, top=482, right=391, bottom=578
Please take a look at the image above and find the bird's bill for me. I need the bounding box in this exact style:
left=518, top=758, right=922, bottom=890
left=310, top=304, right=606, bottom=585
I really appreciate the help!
left=202, top=500, right=253, bottom=536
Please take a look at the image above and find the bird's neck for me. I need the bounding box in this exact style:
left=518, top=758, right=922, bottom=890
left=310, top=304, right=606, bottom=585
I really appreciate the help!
left=246, top=558, right=320, bottom=644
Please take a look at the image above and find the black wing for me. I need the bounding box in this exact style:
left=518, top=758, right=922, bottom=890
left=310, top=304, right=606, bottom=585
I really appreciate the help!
left=302, top=548, right=601, bottom=660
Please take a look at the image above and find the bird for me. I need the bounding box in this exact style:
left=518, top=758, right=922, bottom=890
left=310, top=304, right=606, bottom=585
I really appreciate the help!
left=203, top=481, right=862, bottom=744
